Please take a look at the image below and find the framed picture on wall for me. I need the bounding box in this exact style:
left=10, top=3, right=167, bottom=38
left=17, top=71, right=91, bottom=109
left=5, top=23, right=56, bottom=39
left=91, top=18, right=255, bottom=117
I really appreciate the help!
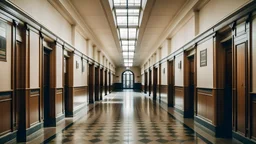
left=0, top=21, right=6, bottom=61
left=200, top=49, right=207, bottom=67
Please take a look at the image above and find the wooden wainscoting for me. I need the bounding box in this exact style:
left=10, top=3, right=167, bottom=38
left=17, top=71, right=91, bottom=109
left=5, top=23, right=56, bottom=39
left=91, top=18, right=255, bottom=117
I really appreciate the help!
left=252, top=93, right=256, bottom=140
left=0, top=91, right=12, bottom=136
left=197, top=88, right=214, bottom=123
left=156, top=85, right=160, bottom=100
left=160, top=85, right=167, bottom=104
left=29, top=89, right=40, bottom=126
left=73, top=86, right=88, bottom=110
left=174, top=86, right=184, bottom=111
left=55, top=88, right=63, bottom=118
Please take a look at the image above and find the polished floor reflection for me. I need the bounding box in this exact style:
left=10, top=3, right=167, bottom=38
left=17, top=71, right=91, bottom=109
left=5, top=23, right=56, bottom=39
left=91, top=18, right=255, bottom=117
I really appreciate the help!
left=47, top=91, right=208, bottom=144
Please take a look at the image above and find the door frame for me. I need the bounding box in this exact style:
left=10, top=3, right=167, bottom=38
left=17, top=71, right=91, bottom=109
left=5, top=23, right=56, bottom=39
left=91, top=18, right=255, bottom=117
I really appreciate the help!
left=121, top=70, right=135, bottom=89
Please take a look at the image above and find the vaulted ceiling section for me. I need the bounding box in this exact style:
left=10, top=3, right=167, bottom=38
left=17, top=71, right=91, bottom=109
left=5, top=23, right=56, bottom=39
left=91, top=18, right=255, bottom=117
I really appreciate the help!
left=68, top=0, right=188, bottom=66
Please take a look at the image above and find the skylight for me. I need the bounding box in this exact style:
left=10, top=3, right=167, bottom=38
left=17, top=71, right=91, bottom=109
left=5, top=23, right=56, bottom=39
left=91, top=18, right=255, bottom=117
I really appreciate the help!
left=112, top=0, right=143, bottom=67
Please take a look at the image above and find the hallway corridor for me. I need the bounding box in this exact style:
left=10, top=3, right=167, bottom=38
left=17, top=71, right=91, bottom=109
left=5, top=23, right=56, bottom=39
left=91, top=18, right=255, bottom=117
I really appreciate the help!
left=46, top=91, right=207, bottom=144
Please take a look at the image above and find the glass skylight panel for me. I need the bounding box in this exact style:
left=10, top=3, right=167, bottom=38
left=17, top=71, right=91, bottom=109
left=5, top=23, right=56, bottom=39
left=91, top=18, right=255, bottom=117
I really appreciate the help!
left=114, top=0, right=126, bottom=6
left=129, top=28, right=137, bottom=39
left=122, top=45, right=128, bottom=51
left=124, top=59, right=133, bottom=63
left=117, top=16, right=127, bottom=25
left=123, top=52, right=134, bottom=56
left=128, top=16, right=139, bottom=25
left=122, top=46, right=135, bottom=51
left=123, top=54, right=134, bottom=59
left=119, top=28, right=128, bottom=39
left=121, top=40, right=136, bottom=46
left=128, top=9, right=140, bottom=16
left=115, top=9, right=127, bottom=16
left=112, top=0, right=142, bottom=67
left=128, top=0, right=141, bottom=6
left=124, top=62, right=133, bottom=67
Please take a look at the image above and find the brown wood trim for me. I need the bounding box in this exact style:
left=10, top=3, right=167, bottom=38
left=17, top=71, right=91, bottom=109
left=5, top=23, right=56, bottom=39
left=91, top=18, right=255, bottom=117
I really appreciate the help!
left=0, top=90, right=13, bottom=93
left=174, top=86, right=184, bottom=89
left=252, top=93, right=256, bottom=101
left=198, top=89, right=213, bottom=96
left=0, top=91, right=12, bottom=97
left=0, top=97, right=12, bottom=102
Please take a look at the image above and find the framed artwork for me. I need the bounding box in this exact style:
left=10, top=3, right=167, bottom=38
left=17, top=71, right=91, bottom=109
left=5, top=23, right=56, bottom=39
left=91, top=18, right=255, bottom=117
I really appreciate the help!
left=200, top=49, right=207, bottom=67
left=0, top=21, right=6, bottom=61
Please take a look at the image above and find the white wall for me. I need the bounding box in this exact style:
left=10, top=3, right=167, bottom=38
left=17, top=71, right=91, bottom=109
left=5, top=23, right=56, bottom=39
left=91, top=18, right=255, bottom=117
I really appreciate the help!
left=11, top=0, right=72, bottom=44
left=29, top=31, right=40, bottom=88
left=199, top=0, right=251, bottom=33
left=197, top=38, right=214, bottom=88
left=56, top=44, right=63, bottom=88
left=74, top=29, right=87, bottom=54
left=175, top=53, right=184, bottom=86
left=161, top=61, right=167, bottom=85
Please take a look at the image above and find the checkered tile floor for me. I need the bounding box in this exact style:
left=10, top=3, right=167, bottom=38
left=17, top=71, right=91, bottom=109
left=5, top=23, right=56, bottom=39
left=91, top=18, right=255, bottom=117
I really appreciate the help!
left=47, top=91, right=207, bottom=144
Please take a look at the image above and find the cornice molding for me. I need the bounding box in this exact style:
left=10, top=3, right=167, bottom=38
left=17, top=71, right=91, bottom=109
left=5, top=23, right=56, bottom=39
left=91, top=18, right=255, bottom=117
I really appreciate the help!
left=141, top=0, right=203, bottom=66
left=48, top=0, right=115, bottom=66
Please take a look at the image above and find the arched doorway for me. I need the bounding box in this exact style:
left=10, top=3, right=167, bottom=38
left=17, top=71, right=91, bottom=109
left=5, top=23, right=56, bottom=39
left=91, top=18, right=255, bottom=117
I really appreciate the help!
left=122, top=70, right=134, bottom=89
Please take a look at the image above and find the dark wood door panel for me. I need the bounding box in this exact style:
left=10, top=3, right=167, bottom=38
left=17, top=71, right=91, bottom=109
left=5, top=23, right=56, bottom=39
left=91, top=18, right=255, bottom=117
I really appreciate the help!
left=236, top=43, right=246, bottom=134
left=253, top=101, right=256, bottom=139
left=30, top=90, right=40, bottom=126
left=0, top=95, right=12, bottom=136
left=55, top=89, right=63, bottom=116
left=174, top=87, right=184, bottom=110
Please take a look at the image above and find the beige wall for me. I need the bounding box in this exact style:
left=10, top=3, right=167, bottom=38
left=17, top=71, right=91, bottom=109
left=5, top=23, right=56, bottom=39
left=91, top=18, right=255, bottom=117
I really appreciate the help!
left=197, top=38, right=213, bottom=88
left=199, top=0, right=251, bottom=33
left=11, top=0, right=72, bottom=44
left=56, top=44, right=63, bottom=88
left=175, top=53, right=184, bottom=86
left=114, top=67, right=141, bottom=83
left=74, top=29, right=87, bottom=54
left=171, top=15, right=195, bottom=53
left=29, top=31, right=40, bottom=88
left=0, top=22, right=11, bottom=91
left=252, top=15, right=256, bottom=92
left=161, top=61, right=167, bottom=85
left=73, top=55, right=87, bottom=87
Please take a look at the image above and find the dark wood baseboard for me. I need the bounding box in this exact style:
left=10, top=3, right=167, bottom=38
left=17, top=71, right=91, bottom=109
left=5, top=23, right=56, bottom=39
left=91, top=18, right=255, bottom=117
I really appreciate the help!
left=0, top=131, right=17, bottom=144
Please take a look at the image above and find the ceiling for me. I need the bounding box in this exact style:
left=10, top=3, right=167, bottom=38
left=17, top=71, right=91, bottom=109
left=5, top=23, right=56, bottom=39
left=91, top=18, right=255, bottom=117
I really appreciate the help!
left=70, top=0, right=188, bottom=67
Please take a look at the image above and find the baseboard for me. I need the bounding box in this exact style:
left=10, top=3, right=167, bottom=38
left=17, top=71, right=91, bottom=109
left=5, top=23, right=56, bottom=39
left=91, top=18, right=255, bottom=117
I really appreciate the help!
left=194, top=116, right=218, bottom=136
left=0, top=131, right=17, bottom=144
left=17, top=122, right=43, bottom=142
left=232, top=131, right=256, bottom=144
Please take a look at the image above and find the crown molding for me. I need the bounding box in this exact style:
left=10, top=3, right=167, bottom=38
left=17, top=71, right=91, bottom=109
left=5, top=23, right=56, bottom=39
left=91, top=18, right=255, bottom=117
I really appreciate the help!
left=48, top=0, right=115, bottom=67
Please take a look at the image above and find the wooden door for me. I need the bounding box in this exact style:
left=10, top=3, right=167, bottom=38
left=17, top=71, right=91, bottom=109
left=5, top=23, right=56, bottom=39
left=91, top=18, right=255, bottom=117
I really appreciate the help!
left=149, top=70, right=152, bottom=96
left=236, top=43, right=246, bottom=135
left=88, top=64, right=95, bottom=103
left=144, top=72, right=147, bottom=94
left=224, top=46, right=232, bottom=137
left=100, top=69, right=103, bottom=100
left=153, top=67, right=157, bottom=100
left=109, top=72, right=111, bottom=93
left=168, top=60, right=174, bottom=107
left=43, top=50, right=50, bottom=125
left=189, top=56, right=195, bottom=115
left=95, top=67, right=99, bottom=101
left=105, top=70, right=107, bottom=95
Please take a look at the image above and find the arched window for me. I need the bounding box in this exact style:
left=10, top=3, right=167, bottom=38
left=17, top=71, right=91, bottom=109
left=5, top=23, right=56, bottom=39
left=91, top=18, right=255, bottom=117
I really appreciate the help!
left=122, top=70, right=134, bottom=89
